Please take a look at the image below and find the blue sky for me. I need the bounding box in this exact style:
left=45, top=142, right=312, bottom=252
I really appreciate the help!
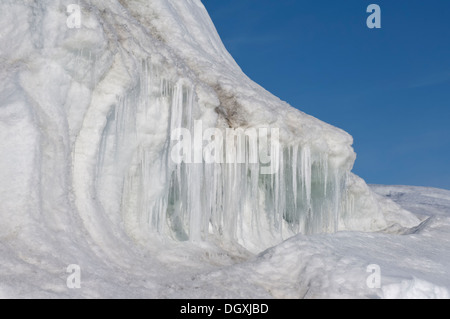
left=202, top=0, right=450, bottom=190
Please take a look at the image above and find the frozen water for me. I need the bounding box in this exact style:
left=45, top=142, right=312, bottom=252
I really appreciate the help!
left=0, top=0, right=440, bottom=299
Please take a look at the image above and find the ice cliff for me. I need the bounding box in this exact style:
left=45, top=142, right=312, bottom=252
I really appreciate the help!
left=0, top=0, right=420, bottom=265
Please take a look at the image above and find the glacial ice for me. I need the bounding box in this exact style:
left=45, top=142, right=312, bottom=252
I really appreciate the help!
left=0, top=0, right=427, bottom=297
left=0, top=0, right=420, bottom=252
left=90, top=58, right=350, bottom=251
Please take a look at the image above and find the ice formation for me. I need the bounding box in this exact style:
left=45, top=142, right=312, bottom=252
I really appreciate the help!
left=0, top=0, right=425, bottom=298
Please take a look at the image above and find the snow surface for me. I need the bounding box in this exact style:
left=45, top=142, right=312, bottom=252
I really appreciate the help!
left=0, top=0, right=447, bottom=299
left=154, top=185, right=450, bottom=299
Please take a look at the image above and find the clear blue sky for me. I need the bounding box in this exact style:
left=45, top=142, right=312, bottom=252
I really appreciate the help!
left=203, top=0, right=450, bottom=190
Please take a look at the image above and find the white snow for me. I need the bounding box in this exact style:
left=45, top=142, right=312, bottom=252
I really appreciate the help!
left=160, top=185, right=450, bottom=299
left=0, top=0, right=448, bottom=299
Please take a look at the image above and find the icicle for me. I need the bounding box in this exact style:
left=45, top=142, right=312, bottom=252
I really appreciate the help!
left=301, top=146, right=312, bottom=209
left=106, top=60, right=355, bottom=251
left=292, top=145, right=298, bottom=212
left=323, top=154, right=328, bottom=197
left=333, top=169, right=340, bottom=233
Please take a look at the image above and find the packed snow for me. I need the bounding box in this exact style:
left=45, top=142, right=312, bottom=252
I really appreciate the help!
left=0, top=0, right=448, bottom=299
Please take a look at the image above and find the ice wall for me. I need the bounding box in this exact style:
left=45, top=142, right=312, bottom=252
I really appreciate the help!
left=103, top=64, right=352, bottom=251
left=0, top=0, right=420, bottom=258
